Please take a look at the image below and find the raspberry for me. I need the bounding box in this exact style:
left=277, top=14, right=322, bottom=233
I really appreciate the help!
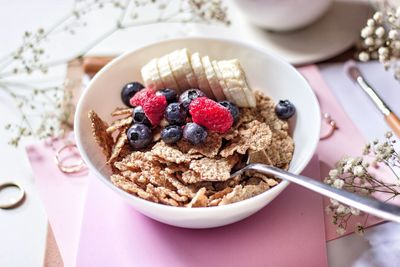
left=129, top=88, right=155, bottom=107
left=142, top=94, right=167, bottom=126
left=189, top=97, right=233, bottom=133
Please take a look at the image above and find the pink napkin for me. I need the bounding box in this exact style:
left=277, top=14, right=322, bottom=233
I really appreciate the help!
left=299, top=65, right=382, bottom=241
left=75, top=156, right=327, bottom=267
left=26, top=64, right=389, bottom=265
left=26, top=139, right=89, bottom=267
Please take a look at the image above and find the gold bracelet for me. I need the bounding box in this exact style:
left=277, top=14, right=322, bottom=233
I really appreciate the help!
left=55, top=143, right=86, bottom=174
left=0, top=182, right=25, bottom=209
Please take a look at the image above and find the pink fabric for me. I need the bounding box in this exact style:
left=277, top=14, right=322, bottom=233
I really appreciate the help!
left=26, top=65, right=389, bottom=265
left=75, top=156, right=327, bottom=267
left=299, top=65, right=382, bottom=241
left=26, top=139, right=89, bottom=267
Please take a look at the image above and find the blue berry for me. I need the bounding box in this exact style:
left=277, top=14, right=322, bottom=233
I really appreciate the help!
left=156, top=88, right=177, bottom=103
left=183, top=122, right=207, bottom=145
left=218, top=101, right=240, bottom=123
left=179, top=89, right=205, bottom=110
left=132, top=106, right=151, bottom=126
left=161, top=125, right=183, bottom=144
left=121, top=82, right=145, bottom=107
left=165, top=103, right=187, bottom=125
left=127, top=124, right=152, bottom=149
left=275, top=100, right=296, bottom=120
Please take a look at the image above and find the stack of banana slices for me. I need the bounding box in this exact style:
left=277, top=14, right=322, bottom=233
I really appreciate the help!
left=141, top=48, right=256, bottom=108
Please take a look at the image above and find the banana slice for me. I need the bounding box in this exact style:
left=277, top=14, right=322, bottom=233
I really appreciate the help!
left=180, top=49, right=198, bottom=89
left=212, top=60, right=234, bottom=103
left=217, top=61, right=249, bottom=107
left=190, top=53, right=215, bottom=99
left=168, top=49, right=190, bottom=91
left=202, top=56, right=226, bottom=101
left=218, top=59, right=256, bottom=107
left=141, top=58, right=165, bottom=90
left=157, top=55, right=180, bottom=91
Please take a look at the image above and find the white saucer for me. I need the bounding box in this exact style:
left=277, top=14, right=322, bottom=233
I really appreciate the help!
left=87, top=0, right=371, bottom=66
left=191, top=0, right=371, bottom=65
left=233, top=0, right=372, bottom=65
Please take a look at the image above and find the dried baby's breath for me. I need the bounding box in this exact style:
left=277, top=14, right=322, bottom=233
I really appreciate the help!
left=1, top=0, right=230, bottom=146
left=324, top=132, right=400, bottom=235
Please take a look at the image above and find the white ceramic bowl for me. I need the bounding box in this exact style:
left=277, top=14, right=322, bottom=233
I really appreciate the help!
left=75, top=37, right=320, bottom=228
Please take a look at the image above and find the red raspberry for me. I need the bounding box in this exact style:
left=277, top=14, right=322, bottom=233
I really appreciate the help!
left=189, top=97, right=233, bottom=133
left=142, top=94, right=167, bottom=126
left=129, top=88, right=155, bottom=107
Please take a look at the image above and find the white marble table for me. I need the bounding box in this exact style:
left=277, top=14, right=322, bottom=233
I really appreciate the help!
left=0, top=1, right=398, bottom=266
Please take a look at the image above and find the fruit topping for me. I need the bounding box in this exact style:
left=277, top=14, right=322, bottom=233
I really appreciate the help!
left=142, top=94, right=167, bottom=126
left=156, top=88, right=177, bottom=103
left=165, top=103, right=187, bottom=125
left=179, top=89, right=205, bottom=110
left=129, top=88, right=155, bottom=107
left=183, top=122, right=207, bottom=145
left=275, top=100, right=296, bottom=120
left=127, top=123, right=152, bottom=149
left=219, top=101, right=240, bottom=124
left=121, top=82, right=145, bottom=107
left=189, top=97, right=233, bottom=133
left=161, top=125, right=183, bottom=144
left=132, top=106, right=151, bottom=126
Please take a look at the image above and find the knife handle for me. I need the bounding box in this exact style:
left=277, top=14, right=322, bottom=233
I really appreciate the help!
left=385, top=112, right=400, bottom=138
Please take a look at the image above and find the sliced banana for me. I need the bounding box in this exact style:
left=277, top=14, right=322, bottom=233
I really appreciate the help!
left=168, top=49, right=190, bottom=91
left=217, top=61, right=249, bottom=107
left=141, top=58, right=165, bottom=90
left=190, top=53, right=215, bottom=99
left=180, top=49, right=198, bottom=89
left=212, top=60, right=234, bottom=103
left=157, top=54, right=180, bottom=91
left=218, top=59, right=256, bottom=107
left=214, top=60, right=250, bottom=107
left=202, top=56, right=226, bottom=101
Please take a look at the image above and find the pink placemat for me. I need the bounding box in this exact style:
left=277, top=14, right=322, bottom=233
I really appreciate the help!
left=299, top=65, right=382, bottom=240
left=26, top=138, right=89, bottom=267
left=75, top=156, right=327, bottom=267
left=26, top=64, right=389, bottom=265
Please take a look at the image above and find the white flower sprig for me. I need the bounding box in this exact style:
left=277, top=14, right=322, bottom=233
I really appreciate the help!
left=0, top=0, right=230, bottom=146
left=324, top=132, right=400, bottom=235
left=358, top=3, right=400, bottom=79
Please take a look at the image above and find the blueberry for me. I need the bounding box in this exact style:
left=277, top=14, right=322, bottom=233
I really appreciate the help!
left=121, top=82, right=145, bottom=107
left=126, top=123, right=152, bottom=149
left=179, top=89, right=205, bottom=110
left=161, top=125, right=183, bottom=144
left=165, top=103, right=187, bottom=125
left=156, top=88, right=177, bottom=103
left=275, top=100, right=296, bottom=120
left=183, top=123, right=207, bottom=145
left=219, top=101, right=240, bottom=123
left=132, top=106, right=151, bottom=126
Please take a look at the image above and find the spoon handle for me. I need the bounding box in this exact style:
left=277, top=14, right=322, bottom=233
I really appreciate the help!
left=247, top=163, right=400, bottom=223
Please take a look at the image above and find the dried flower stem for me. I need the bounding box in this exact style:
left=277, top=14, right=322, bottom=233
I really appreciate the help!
left=0, top=0, right=230, bottom=146
left=325, top=132, right=400, bottom=235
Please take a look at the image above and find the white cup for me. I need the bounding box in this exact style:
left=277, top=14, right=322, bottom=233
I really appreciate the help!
left=232, top=0, right=333, bottom=32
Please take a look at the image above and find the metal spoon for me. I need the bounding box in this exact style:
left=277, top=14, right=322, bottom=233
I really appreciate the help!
left=231, top=163, right=400, bottom=223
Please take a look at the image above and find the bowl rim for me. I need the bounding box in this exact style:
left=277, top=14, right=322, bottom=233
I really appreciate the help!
left=74, top=36, right=321, bottom=213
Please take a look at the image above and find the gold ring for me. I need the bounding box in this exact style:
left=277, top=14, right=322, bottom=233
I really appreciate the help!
left=320, top=113, right=338, bottom=140
left=0, top=182, right=25, bottom=209
left=55, top=144, right=86, bottom=174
